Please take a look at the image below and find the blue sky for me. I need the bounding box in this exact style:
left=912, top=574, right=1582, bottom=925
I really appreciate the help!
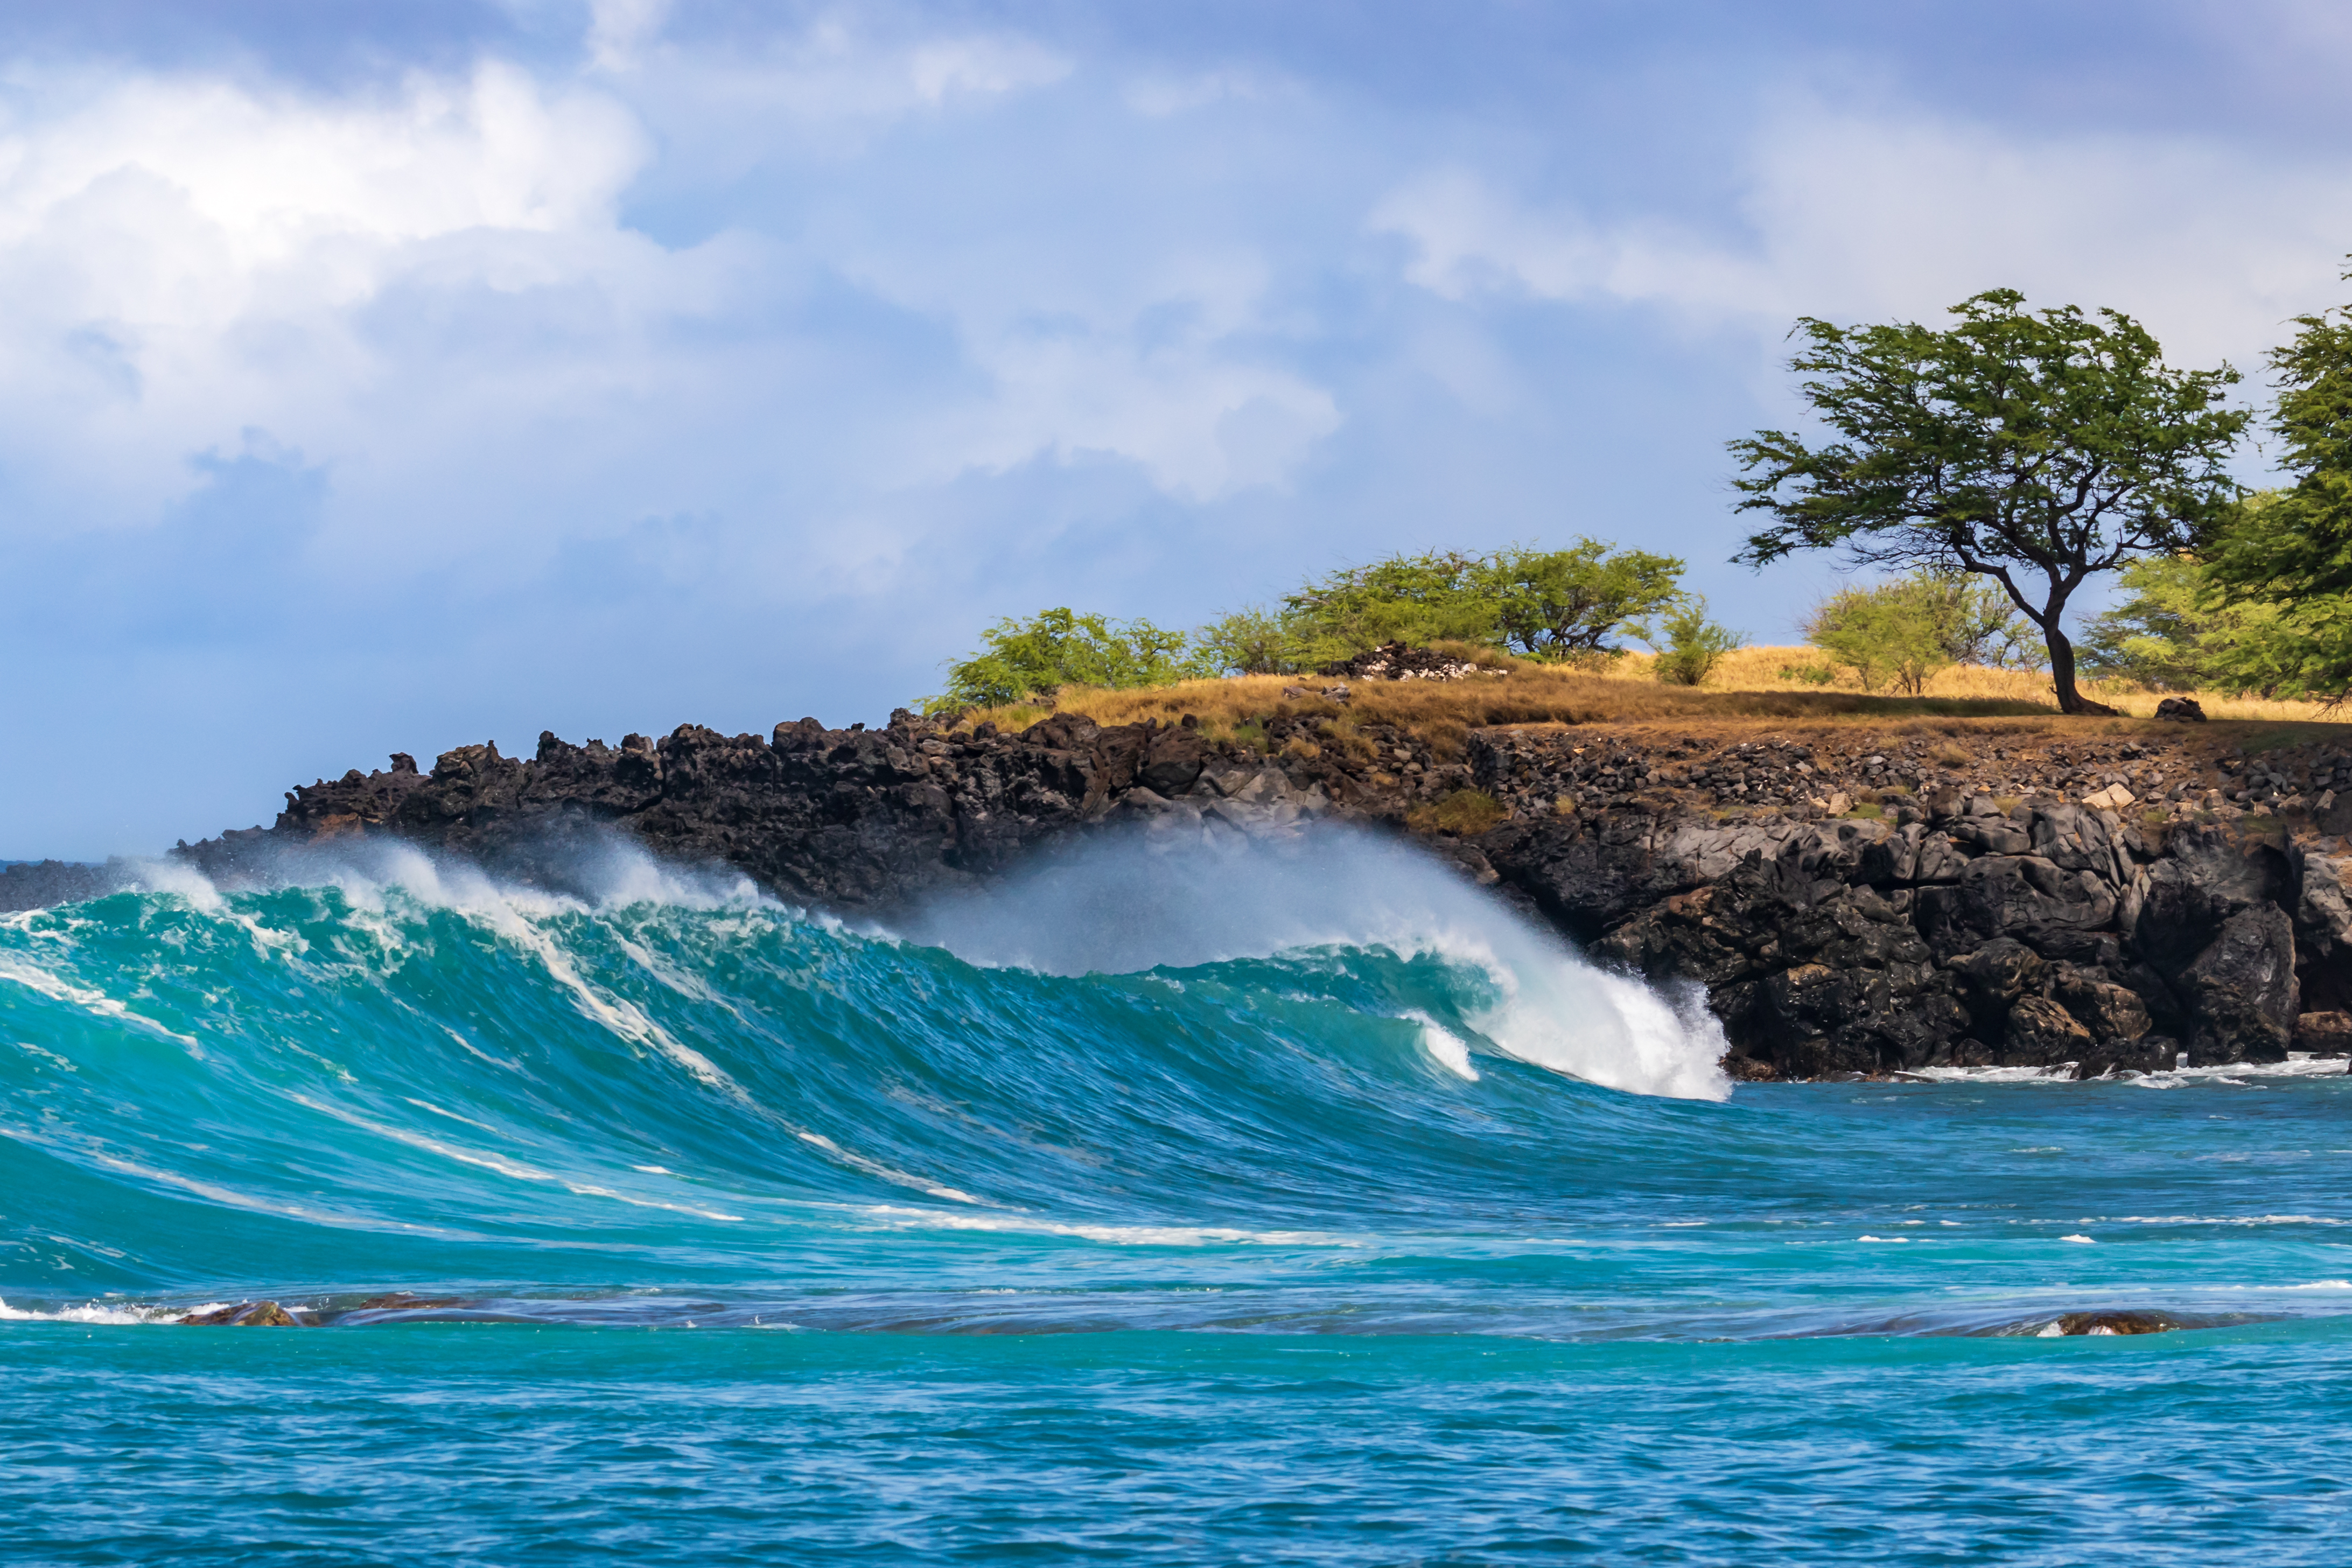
left=8, top=1, right=2352, bottom=857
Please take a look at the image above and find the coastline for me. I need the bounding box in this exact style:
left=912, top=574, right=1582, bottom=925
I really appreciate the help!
left=10, top=690, right=2352, bottom=1081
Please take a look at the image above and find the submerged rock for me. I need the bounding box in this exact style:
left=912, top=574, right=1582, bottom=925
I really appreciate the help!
left=2045, top=1311, right=2180, bottom=1336
left=180, top=1300, right=303, bottom=1327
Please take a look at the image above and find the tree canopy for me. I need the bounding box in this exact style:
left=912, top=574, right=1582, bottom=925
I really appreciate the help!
left=1477, top=541, right=1684, bottom=660
left=2198, top=281, right=2352, bottom=698
left=1730, top=289, right=2248, bottom=713
left=1275, top=540, right=1684, bottom=669
left=927, top=608, right=1202, bottom=711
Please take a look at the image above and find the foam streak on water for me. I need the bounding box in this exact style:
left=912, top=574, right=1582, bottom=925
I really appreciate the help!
left=1, top=837, right=2348, bottom=1564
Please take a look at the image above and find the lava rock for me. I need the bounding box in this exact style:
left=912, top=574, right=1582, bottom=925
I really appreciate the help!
left=180, top=1300, right=303, bottom=1327
left=2049, top=1310, right=2179, bottom=1335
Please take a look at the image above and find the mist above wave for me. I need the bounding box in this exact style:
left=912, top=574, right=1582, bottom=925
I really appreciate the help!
left=896, top=824, right=1731, bottom=1101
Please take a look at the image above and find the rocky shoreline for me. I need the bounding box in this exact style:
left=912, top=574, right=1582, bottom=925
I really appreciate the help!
left=9, top=689, right=2352, bottom=1080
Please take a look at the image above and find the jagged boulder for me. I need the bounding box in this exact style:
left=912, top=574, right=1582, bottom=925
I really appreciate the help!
left=180, top=1300, right=303, bottom=1327
left=1916, top=855, right=2118, bottom=958
left=2180, top=905, right=2298, bottom=1061
left=2005, top=996, right=2093, bottom=1065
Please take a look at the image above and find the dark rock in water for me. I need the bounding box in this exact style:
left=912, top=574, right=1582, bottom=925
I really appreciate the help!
left=180, top=1300, right=303, bottom=1327
left=2049, top=1310, right=2179, bottom=1336
left=2180, top=905, right=2298, bottom=1061
left=2004, top=995, right=2092, bottom=1065
left=2293, top=1009, right=2352, bottom=1054
left=351, top=1293, right=467, bottom=1311
left=2154, top=697, right=2208, bottom=722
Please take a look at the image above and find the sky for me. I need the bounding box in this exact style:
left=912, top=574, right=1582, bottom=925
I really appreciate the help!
left=7, top=0, right=2352, bottom=858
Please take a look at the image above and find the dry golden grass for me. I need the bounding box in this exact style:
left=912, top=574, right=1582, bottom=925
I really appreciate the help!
left=1629, top=645, right=2340, bottom=724
left=948, top=644, right=2352, bottom=757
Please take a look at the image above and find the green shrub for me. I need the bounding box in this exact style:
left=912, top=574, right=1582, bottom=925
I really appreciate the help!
left=2081, top=520, right=2309, bottom=696
left=1804, top=571, right=2038, bottom=694
left=1476, top=541, right=1685, bottom=660
left=1648, top=597, right=1744, bottom=685
left=1191, top=605, right=1310, bottom=676
left=1266, top=539, right=1686, bottom=667
left=926, top=608, right=1205, bottom=713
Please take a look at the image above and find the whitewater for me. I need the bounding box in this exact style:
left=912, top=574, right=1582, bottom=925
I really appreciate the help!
left=2, top=831, right=2348, bottom=1564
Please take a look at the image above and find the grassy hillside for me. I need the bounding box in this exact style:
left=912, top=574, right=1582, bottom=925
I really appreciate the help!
left=946, top=645, right=2349, bottom=761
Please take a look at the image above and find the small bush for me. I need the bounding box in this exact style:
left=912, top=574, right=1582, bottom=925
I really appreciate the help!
left=927, top=608, right=1201, bottom=712
left=1806, top=571, right=2043, bottom=695
left=1649, top=598, right=1745, bottom=686
left=1778, top=662, right=1837, bottom=685
left=1193, top=606, right=1310, bottom=676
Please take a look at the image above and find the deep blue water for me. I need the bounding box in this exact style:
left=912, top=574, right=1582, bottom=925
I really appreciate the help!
left=2, top=835, right=2347, bottom=1564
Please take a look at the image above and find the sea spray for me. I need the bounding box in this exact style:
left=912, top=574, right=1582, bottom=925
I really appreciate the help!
left=896, top=822, right=1731, bottom=1100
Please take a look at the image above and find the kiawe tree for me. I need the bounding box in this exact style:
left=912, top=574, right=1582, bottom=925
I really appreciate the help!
left=1728, top=289, right=2249, bottom=715
left=1476, top=540, right=1684, bottom=661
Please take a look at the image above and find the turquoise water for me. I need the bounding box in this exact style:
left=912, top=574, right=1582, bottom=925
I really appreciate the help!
left=3, top=837, right=2348, bottom=1563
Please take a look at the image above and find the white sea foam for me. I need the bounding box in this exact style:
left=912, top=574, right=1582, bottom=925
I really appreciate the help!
left=1906, top=1057, right=2349, bottom=1088
left=897, top=825, right=1731, bottom=1102
left=1403, top=1010, right=1479, bottom=1081
left=0, top=956, right=201, bottom=1052
left=1907, top=1065, right=2076, bottom=1084
left=2127, top=1058, right=2351, bottom=1087
left=0, top=1296, right=189, bottom=1325
left=796, top=1131, right=986, bottom=1205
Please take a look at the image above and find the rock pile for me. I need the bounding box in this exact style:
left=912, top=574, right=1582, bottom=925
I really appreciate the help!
left=1316, top=642, right=1495, bottom=681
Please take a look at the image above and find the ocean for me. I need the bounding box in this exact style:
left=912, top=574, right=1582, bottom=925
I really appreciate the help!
left=2, top=831, right=2347, bottom=1564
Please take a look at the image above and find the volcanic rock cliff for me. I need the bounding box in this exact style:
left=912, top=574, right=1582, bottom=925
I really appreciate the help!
left=11, top=694, right=2352, bottom=1080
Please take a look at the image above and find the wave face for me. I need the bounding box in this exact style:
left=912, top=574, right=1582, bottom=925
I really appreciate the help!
left=5, top=832, right=2351, bottom=1563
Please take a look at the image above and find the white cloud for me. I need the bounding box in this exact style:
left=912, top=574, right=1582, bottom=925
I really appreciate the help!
left=0, top=61, right=655, bottom=531
left=0, top=22, right=1336, bottom=570
left=585, top=0, right=677, bottom=73
left=1123, top=66, right=1291, bottom=118
left=612, top=16, right=1072, bottom=146
left=1375, top=101, right=2352, bottom=372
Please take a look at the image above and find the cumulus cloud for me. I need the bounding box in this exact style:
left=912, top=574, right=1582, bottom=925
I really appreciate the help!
left=0, top=12, right=1336, bottom=575
left=0, top=59, right=654, bottom=533
left=1375, top=99, right=2352, bottom=370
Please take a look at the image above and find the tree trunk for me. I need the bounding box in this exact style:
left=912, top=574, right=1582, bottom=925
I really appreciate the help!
left=2045, top=622, right=2116, bottom=716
